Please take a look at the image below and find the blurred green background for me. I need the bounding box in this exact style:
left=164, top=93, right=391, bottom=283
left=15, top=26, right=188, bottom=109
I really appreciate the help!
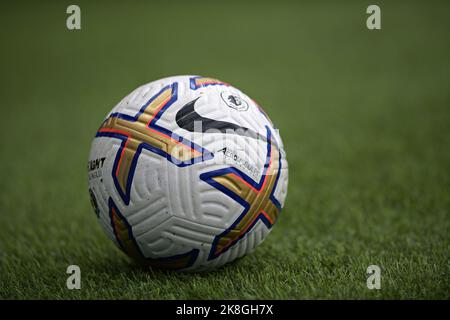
left=0, top=0, right=449, bottom=299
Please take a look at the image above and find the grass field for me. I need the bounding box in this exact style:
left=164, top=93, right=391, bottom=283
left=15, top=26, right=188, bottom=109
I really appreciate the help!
left=0, top=0, right=449, bottom=299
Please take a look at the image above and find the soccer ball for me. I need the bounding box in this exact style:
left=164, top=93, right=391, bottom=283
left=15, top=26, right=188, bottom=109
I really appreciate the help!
left=88, top=75, right=288, bottom=271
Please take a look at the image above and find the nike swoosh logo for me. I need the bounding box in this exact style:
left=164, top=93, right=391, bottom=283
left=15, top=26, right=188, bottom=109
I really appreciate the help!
left=176, top=97, right=274, bottom=144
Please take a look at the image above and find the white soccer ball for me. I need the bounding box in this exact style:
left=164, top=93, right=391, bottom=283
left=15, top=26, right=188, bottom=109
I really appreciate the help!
left=88, top=75, right=288, bottom=271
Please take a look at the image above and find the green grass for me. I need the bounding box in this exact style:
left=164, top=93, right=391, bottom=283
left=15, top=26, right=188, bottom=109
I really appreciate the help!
left=0, top=0, right=449, bottom=299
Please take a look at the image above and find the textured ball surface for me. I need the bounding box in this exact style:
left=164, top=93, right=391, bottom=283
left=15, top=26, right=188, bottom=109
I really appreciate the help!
left=88, top=75, right=288, bottom=271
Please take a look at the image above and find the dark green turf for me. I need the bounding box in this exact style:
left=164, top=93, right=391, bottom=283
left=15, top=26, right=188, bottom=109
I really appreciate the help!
left=0, top=0, right=449, bottom=299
